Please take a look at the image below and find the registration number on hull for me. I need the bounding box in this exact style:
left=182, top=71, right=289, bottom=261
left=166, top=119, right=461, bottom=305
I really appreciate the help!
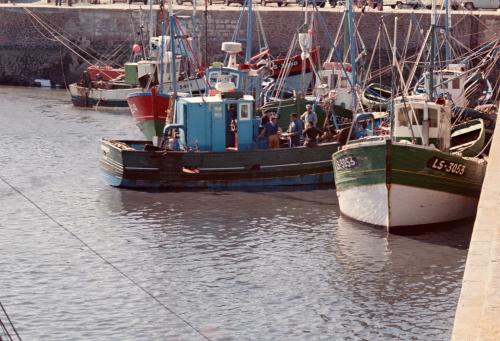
left=427, top=156, right=466, bottom=175
left=335, top=155, right=358, bottom=171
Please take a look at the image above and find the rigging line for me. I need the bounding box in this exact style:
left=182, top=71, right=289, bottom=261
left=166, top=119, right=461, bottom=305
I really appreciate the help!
left=24, top=9, right=99, bottom=66
left=24, top=9, right=103, bottom=64
left=59, top=47, right=69, bottom=91
left=0, top=176, right=212, bottom=341
left=0, top=302, right=21, bottom=341
left=0, top=318, right=14, bottom=341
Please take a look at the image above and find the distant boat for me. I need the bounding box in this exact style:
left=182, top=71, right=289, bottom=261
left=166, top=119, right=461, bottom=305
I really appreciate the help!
left=127, top=32, right=206, bottom=140
left=69, top=82, right=141, bottom=108
left=68, top=64, right=142, bottom=108
left=361, top=82, right=392, bottom=111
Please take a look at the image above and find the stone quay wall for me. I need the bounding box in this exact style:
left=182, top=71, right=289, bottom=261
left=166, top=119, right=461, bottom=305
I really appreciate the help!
left=0, top=6, right=498, bottom=86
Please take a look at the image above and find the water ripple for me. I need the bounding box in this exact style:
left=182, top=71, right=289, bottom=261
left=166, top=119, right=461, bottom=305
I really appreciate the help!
left=0, top=86, right=471, bottom=340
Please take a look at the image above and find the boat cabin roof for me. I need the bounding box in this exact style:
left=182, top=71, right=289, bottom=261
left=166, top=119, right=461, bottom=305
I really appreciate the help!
left=177, top=94, right=254, bottom=104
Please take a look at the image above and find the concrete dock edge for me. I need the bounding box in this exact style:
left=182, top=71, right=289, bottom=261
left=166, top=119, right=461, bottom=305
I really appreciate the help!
left=452, top=115, right=500, bottom=340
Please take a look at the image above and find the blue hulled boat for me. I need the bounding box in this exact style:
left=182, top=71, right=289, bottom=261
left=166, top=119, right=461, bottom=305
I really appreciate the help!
left=100, top=89, right=339, bottom=189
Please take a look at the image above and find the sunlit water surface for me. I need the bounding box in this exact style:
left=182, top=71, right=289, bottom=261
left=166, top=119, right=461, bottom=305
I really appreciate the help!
left=0, top=86, right=471, bottom=340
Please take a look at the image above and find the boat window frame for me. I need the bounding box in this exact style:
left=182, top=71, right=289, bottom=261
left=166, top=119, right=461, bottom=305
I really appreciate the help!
left=452, top=77, right=461, bottom=90
left=208, top=71, right=220, bottom=86
left=229, top=72, right=240, bottom=89
left=239, top=102, right=251, bottom=121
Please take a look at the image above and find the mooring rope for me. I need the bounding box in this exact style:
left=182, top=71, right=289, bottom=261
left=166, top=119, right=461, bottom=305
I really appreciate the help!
left=0, top=302, right=21, bottom=341
left=0, top=176, right=212, bottom=341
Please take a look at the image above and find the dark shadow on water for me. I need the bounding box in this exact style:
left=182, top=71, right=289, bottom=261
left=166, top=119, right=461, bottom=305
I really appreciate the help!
left=339, top=213, right=474, bottom=250
left=120, top=183, right=334, bottom=194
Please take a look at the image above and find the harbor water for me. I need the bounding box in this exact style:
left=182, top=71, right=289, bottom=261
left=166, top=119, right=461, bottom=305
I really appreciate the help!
left=0, top=86, right=473, bottom=340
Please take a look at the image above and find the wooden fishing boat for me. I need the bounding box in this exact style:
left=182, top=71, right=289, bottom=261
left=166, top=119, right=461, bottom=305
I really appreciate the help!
left=69, top=65, right=140, bottom=108
left=124, top=16, right=207, bottom=137
left=361, top=82, right=392, bottom=111
left=101, top=90, right=340, bottom=189
left=450, top=118, right=485, bottom=157
left=69, top=81, right=141, bottom=108
left=413, top=63, right=493, bottom=107
left=332, top=95, right=487, bottom=231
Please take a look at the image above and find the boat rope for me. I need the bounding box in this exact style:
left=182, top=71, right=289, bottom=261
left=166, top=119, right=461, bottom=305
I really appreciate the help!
left=59, top=46, right=69, bottom=91
left=361, top=24, right=380, bottom=93
left=24, top=8, right=133, bottom=69
left=24, top=8, right=101, bottom=67
left=474, top=133, right=494, bottom=158
left=255, top=9, right=268, bottom=52
left=0, top=318, right=14, bottom=341
left=0, top=302, right=21, bottom=341
left=0, top=176, right=212, bottom=341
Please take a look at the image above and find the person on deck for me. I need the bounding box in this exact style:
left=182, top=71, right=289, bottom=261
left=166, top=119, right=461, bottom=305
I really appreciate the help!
left=259, top=111, right=273, bottom=134
left=303, top=121, right=322, bottom=147
left=259, top=115, right=280, bottom=149
left=287, top=113, right=303, bottom=147
left=301, top=104, right=318, bottom=127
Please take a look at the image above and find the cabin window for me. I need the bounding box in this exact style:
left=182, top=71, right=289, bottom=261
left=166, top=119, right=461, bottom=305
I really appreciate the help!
left=239, top=103, right=251, bottom=121
left=411, top=109, right=424, bottom=125
left=229, top=73, right=239, bottom=88
left=330, top=74, right=338, bottom=89
left=211, top=104, right=223, bottom=119
left=452, top=78, right=461, bottom=89
left=208, top=71, right=220, bottom=85
left=397, top=108, right=409, bottom=127
left=428, top=108, right=438, bottom=127
left=443, top=78, right=449, bottom=89
left=340, top=77, right=348, bottom=88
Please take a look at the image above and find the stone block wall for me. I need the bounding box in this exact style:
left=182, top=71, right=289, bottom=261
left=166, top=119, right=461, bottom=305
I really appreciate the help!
left=0, top=7, right=498, bottom=86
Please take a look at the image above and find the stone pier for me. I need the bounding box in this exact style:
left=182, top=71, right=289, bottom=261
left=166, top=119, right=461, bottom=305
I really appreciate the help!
left=451, top=116, right=500, bottom=340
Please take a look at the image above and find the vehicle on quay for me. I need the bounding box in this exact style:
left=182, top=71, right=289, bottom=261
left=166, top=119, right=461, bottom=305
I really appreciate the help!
left=461, top=0, right=499, bottom=10
left=297, top=0, right=327, bottom=7
left=383, top=0, right=423, bottom=9
left=260, top=0, right=288, bottom=6
left=420, top=0, right=461, bottom=9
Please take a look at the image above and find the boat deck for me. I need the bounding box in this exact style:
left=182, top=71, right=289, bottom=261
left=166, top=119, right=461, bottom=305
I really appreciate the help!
left=452, top=121, right=500, bottom=340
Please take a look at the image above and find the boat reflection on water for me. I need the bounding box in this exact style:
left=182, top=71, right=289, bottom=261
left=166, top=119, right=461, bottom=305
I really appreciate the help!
left=103, top=187, right=338, bottom=242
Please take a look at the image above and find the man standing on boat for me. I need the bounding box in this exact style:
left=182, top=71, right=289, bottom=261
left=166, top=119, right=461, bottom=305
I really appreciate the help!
left=287, top=113, right=303, bottom=147
left=259, top=115, right=280, bottom=149
left=301, top=104, right=318, bottom=127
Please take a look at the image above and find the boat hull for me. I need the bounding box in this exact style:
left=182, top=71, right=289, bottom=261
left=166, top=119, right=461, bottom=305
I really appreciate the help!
left=100, top=140, right=339, bottom=189
left=333, top=139, right=486, bottom=230
left=69, top=83, right=140, bottom=108
left=127, top=89, right=172, bottom=140
left=127, top=78, right=205, bottom=139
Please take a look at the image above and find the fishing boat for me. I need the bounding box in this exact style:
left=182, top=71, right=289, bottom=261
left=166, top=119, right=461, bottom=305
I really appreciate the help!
left=127, top=19, right=206, bottom=140
left=100, top=88, right=340, bottom=189
left=69, top=65, right=141, bottom=108
left=332, top=94, right=487, bottom=231
left=361, top=82, right=392, bottom=111
left=69, top=80, right=141, bottom=108
left=450, top=118, right=485, bottom=157
left=413, top=63, right=493, bottom=108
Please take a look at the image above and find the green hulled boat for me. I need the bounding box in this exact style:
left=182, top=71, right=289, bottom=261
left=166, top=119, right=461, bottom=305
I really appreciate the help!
left=332, top=95, right=487, bottom=231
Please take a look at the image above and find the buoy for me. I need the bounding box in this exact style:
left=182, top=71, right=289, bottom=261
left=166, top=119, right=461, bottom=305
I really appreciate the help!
left=132, top=44, right=141, bottom=53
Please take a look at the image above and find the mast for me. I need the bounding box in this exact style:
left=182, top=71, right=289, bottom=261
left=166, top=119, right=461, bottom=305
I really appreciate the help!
left=169, top=0, right=177, bottom=96
left=245, top=0, right=253, bottom=63
left=347, top=0, right=357, bottom=111
left=429, top=0, right=436, bottom=101
left=148, top=0, right=154, bottom=51
left=390, top=17, right=397, bottom=140
left=204, top=0, right=208, bottom=67
left=192, top=0, right=197, bottom=62
left=445, top=0, right=451, bottom=63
